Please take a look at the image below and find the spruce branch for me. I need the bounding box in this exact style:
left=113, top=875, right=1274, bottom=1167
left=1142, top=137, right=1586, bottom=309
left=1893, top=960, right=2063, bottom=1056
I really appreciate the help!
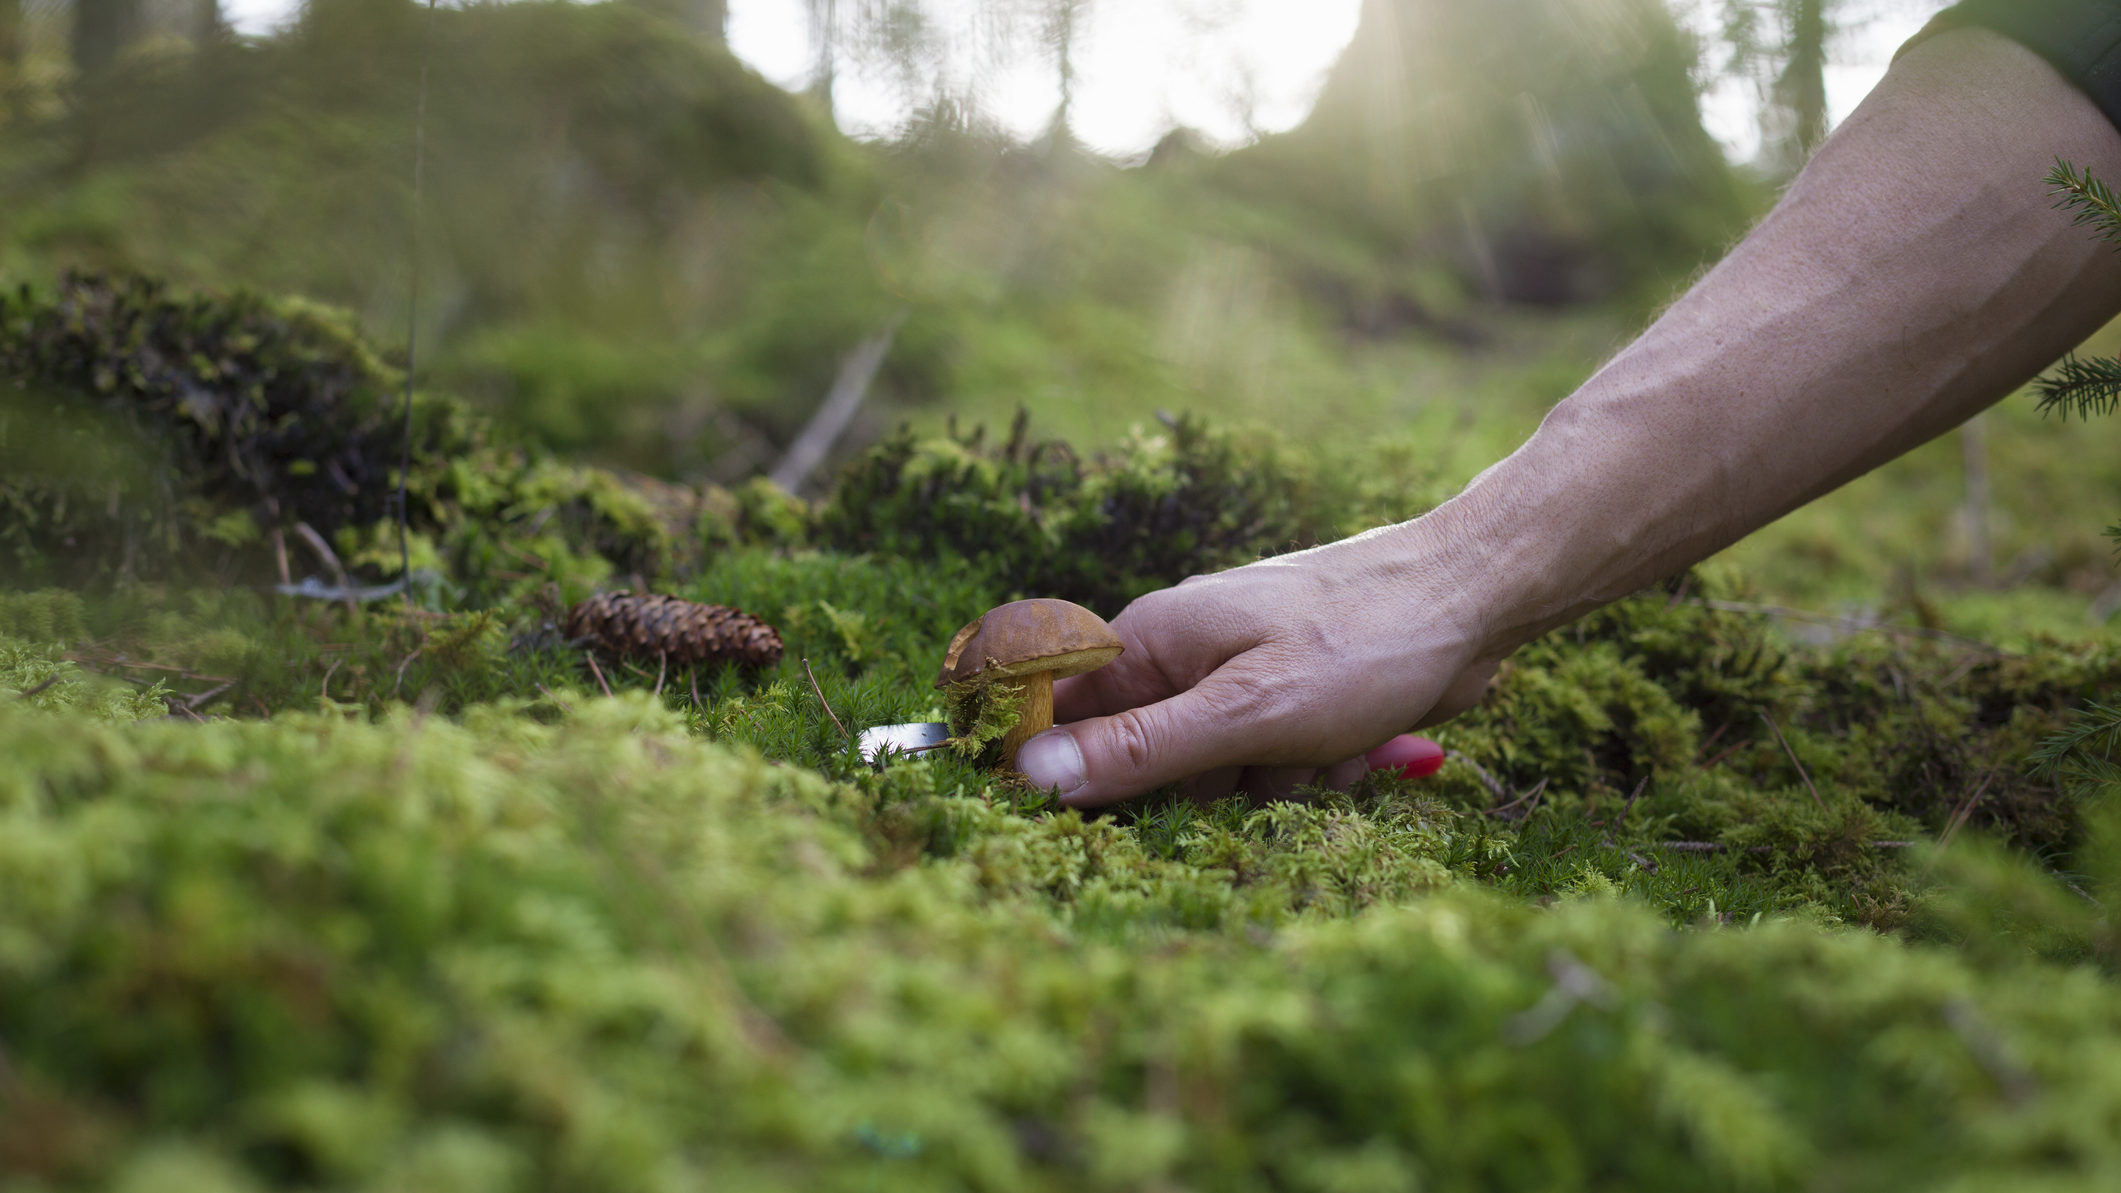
left=2047, top=158, right=2121, bottom=248
left=2034, top=354, right=2121, bottom=421
left=2028, top=700, right=2121, bottom=781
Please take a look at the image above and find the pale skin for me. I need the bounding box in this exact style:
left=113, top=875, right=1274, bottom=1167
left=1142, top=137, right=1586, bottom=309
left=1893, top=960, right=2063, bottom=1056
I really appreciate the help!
left=1017, top=27, right=2121, bottom=809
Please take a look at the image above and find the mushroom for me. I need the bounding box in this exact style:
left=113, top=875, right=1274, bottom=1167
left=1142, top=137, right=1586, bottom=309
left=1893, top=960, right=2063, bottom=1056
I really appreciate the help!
left=934, top=598, right=1124, bottom=770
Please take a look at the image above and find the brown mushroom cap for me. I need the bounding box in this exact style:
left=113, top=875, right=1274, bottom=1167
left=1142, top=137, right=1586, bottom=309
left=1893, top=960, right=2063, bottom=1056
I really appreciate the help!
left=934, top=598, right=1123, bottom=689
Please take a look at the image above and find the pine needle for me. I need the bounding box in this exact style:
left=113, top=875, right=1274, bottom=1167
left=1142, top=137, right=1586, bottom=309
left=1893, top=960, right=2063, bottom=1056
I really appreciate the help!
left=2034, top=354, right=2121, bottom=422
left=2047, top=158, right=2121, bottom=248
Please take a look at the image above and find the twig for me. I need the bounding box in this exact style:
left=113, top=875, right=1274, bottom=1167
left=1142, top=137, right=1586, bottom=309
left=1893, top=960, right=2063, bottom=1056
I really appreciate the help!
left=1608, top=776, right=1650, bottom=835
left=292, top=521, right=358, bottom=615
left=535, top=683, right=574, bottom=714
left=1624, top=849, right=1658, bottom=873
left=769, top=311, right=908, bottom=495
left=182, top=680, right=235, bottom=712
left=802, top=658, right=850, bottom=743
left=691, top=668, right=704, bottom=713
left=1486, top=778, right=1549, bottom=820
left=654, top=650, right=668, bottom=699
left=11, top=675, right=61, bottom=701
left=320, top=658, right=343, bottom=703
left=1702, top=738, right=1752, bottom=771
left=1938, top=767, right=2000, bottom=852
left=392, top=646, right=424, bottom=696
left=1761, top=712, right=1826, bottom=811
left=270, top=526, right=292, bottom=587
left=1696, top=721, right=1731, bottom=760
left=1944, top=999, right=2040, bottom=1106
left=584, top=652, right=613, bottom=698
left=1447, top=749, right=1510, bottom=804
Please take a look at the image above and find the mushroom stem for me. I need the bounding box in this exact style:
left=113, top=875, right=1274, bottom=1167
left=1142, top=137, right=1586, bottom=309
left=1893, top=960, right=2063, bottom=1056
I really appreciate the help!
left=1001, top=671, right=1055, bottom=770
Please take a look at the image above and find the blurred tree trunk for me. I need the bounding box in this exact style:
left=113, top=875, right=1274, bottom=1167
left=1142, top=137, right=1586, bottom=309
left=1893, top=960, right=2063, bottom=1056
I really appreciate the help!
left=1044, top=0, right=1085, bottom=146
left=808, top=0, right=837, bottom=120
left=196, top=0, right=225, bottom=47
left=1, top=0, right=20, bottom=71
left=73, top=0, right=142, bottom=78
left=1776, top=0, right=1828, bottom=158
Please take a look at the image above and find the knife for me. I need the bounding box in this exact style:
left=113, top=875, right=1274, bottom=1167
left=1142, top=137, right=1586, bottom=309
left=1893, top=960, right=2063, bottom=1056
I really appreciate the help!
left=857, top=723, right=1445, bottom=778
left=858, top=721, right=954, bottom=766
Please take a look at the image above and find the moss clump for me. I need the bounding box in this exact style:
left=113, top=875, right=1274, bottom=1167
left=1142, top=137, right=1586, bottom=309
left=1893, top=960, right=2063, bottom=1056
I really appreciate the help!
left=817, top=411, right=1415, bottom=615
left=0, top=275, right=698, bottom=599
left=939, top=675, right=1031, bottom=763
left=7, top=679, right=2121, bottom=1190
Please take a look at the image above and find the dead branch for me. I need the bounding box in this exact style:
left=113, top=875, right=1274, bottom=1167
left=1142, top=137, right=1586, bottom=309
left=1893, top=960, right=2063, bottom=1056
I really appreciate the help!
left=1761, top=712, right=1826, bottom=811
left=803, top=658, right=850, bottom=743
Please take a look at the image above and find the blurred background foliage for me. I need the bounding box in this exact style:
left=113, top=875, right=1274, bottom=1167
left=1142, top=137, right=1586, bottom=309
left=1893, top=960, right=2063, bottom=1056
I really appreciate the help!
left=9, top=0, right=2117, bottom=635
left=0, top=0, right=1765, bottom=471
left=23, top=3, right=2121, bottom=1187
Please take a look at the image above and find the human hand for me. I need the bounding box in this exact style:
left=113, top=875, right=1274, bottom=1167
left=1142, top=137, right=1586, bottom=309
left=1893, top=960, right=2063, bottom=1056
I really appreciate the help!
left=1015, top=526, right=1500, bottom=807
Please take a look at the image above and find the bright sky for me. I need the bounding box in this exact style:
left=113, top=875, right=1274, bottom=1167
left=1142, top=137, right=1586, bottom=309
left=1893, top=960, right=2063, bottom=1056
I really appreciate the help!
left=221, top=0, right=1950, bottom=162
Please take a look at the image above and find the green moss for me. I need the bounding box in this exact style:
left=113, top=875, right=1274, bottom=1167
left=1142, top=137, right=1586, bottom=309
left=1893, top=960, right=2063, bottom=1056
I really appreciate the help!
left=941, top=676, right=1029, bottom=763
left=7, top=687, right=2121, bottom=1190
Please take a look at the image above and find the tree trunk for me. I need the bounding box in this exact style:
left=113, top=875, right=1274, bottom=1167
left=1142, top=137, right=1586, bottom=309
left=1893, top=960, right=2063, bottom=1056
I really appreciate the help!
left=196, top=0, right=225, bottom=47
left=1776, top=0, right=1828, bottom=158
left=1046, top=0, right=1084, bottom=147
left=808, top=0, right=837, bottom=118
left=1, top=0, right=21, bottom=71
left=72, top=0, right=142, bottom=78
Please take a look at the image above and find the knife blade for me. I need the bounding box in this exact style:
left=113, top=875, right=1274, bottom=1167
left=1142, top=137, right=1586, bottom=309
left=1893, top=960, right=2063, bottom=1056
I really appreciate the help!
left=858, top=721, right=953, bottom=766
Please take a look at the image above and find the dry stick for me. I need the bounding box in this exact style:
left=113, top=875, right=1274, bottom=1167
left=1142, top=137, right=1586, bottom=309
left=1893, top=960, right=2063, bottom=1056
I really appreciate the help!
left=769, top=311, right=908, bottom=495
left=1760, top=712, right=1826, bottom=811
left=1447, top=749, right=1510, bottom=804
left=392, top=646, right=424, bottom=696
left=1938, top=767, right=2001, bottom=852
left=1609, top=776, right=1650, bottom=835
left=11, top=676, right=61, bottom=701
left=1696, top=720, right=1731, bottom=761
left=653, top=651, right=668, bottom=699
left=292, top=521, right=358, bottom=615
left=320, top=658, right=343, bottom=703
left=690, top=669, right=704, bottom=714
left=584, top=652, right=613, bottom=698
left=1701, top=738, right=1753, bottom=771
left=1486, top=778, right=1549, bottom=820
left=802, top=658, right=850, bottom=743
left=182, top=680, right=235, bottom=712
left=270, top=526, right=292, bottom=587
left=1603, top=776, right=1656, bottom=872
left=535, top=683, right=574, bottom=714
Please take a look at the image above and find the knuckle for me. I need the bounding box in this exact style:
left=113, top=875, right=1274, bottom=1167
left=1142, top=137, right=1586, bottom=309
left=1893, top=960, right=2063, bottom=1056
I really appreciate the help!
left=1104, top=707, right=1162, bottom=774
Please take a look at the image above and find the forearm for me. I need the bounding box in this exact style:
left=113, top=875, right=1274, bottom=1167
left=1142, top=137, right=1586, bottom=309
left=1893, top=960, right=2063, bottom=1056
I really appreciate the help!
left=1404, top=28, right=2121, bottom=656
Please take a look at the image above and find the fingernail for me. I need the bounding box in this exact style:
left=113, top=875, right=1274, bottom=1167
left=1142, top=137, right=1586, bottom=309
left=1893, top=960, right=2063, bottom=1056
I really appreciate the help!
left=1017, top=730, right=1086, bottom=801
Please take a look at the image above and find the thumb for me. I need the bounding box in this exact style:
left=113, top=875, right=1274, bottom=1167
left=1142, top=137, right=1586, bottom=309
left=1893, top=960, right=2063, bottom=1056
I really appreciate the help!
left=1017, top=686, right=1256, bottom=809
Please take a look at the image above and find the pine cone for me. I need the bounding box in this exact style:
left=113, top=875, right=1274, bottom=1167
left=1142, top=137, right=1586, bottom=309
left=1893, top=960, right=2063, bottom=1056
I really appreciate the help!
left=565, top=592, right=784, bottom=669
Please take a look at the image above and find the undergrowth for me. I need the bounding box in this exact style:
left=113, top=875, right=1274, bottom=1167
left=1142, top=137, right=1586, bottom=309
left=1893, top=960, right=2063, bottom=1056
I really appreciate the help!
left=12, top=275, right=2121, bottom=1188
